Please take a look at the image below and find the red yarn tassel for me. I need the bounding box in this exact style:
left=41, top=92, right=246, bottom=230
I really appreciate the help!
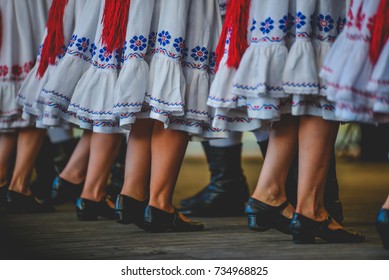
left=37, top=0, right=68, bottom=78
left=369, top=0, right=389, bottom=65
left=215, top=0, right=250, bottom=71
left=101, top=0, right=131, bottom=53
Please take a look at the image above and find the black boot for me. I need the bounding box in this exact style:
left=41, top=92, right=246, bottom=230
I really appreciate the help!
left=179, top=142, right=250, bottom=217
left=30, top=136, right=57, bottom=203
left=258, top=141, right=344, bottom=224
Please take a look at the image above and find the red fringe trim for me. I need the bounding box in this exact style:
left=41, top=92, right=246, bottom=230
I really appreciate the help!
left=215, top=0, right=250, bottom=71
left=101, top=0, right=131, bottom=53
left=37, top=0, right=68, bottom=78
left=369, top=0, right=389, bottom=65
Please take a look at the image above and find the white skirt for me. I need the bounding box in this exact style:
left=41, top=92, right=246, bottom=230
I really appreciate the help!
left=0, top=0, right=50, bottom=131
left=17, top=0, right=86, bottom=128
left=208, top=0, right=347, bottom=131
left=39, top=0, right=225, bottom=138
left=321, top=0, right=384, bottom=123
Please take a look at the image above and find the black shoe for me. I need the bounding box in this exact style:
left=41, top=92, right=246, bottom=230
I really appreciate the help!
left=179, top=143, right=249, bottom=216
left=144, top=205, right=205, bottom=233
left=51, top=176, right=83, bottom=205
left=6, top=190, right=55, bottom=214
left=245, top=197, right=292, bottom=234
left=376, top=208, right=389, bottom=249
left=115, top=194, right=147, bottom=229
left=290, top=213, right=365, bottom=244
left=0, top=186, right=7, bottom=208
left=75, top=197, right=118, bottom=221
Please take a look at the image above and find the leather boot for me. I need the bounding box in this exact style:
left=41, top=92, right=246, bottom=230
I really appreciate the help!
left=179, top=142, right=250, bottom=216
left=258, top=140, right=344, bottom=224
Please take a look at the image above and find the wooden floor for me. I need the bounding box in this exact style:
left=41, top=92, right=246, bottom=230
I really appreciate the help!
left=0, top=157, right=388, bottom=260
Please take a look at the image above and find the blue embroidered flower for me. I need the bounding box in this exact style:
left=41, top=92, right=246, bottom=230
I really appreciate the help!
left=210, top=51, right=217, bottom=67
left=99, top=47, right=112, bottom=62
left=173, top=37, right=185, bottom=53
left=158, top=30, right=171, bottom=46
left=69, top=34, right=77, bottom=48
left=260, top=17, right=274, bottom=34
left=191, top=46, right=208, bottom=62
left=295, top=12, right=307, bottom=29
left=250, top=19, right=257, bottom=32
left=76, top=37, right=90, bottom=52
left=317, top=14, right=334, bottom=32
left=89, top=43, right=97, bottom=57
left=148, top=32, right=157, bottom=48
left=129, top=35, right=147, bottom=52
left=279, top=15, right=289, bottom=33
left=182, top=46, right=189, bottom=59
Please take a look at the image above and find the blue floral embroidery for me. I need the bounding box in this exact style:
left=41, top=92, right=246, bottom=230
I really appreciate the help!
left=148, top=32, right=157, bottom=48
left=173, top=37, right=185, bottom=53
left=279, top=15, right=289, bottom=33
left=76, top=37, right=89, bottom=52
left=295, top=12, right=306, bottom=29
left=250, top=19, right=257, bottom=32
left=191, top=46, right=208, bottom=62
left=209, top=51, right=217, bottom=68
left=99, top=47, right=113, bottom=62
left=69, top=34, right=77, bottom=48
left=158, top=30, right=171, bottom=46
left=129, top=35, right=147, bottom=51
left=260, top=17, right=274, bottom=34
left=317, top=14, right=334, bottom=32
left=89, top=43, right=97, bottom=57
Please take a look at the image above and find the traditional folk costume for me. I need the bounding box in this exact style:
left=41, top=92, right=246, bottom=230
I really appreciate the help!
left=29, top=0, right=224, bottom=139
left=0, top=0, right=50, bottom=131
left=321, top=0, right=389, bottom=124
left=208, top=0, right=347, bottom=132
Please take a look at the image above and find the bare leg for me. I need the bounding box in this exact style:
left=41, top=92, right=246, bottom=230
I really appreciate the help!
left=251, top=114, right=298, bottom=218
left=59, top=130, right=92, bottom=184
left=382, top=194, right=389, bottom=209
left=80, top=132, right=122, bottom=201
left=148, top=122, right=189, bottom=213
left=121, top=119, right=153, bottom=201
left=8, top=128, right=46, bottom=195
left=296, top=116, right=340, bottom=227
left=0, top=133, right=17, bottom=187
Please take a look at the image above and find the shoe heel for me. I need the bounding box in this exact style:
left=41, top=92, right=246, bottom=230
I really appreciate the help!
left=247, top=214, right=270, bottom=231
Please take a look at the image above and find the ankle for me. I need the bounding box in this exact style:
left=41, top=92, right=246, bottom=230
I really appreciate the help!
left=120, top=190, right=148, bottom=202
left=295, top=207, right=328, bottom=222
left=251, top=192, right=287, bottom=207
left=59, top=171, right=84, bottom=185
left=148, top=200, right=175, bottom=213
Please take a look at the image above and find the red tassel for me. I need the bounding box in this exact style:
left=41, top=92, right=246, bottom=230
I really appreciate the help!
left=101, top=0, right=131, bottom=53
left=369, top=0, right=389, bottom=65
left=37, top=0, right=68, bottom=78
left=215, top=0, right=250, bottom=71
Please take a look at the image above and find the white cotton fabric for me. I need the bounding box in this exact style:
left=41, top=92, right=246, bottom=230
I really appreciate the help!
left=0, top=0, right=50, bottom=131
left=209, top=0, right=347, bottom=131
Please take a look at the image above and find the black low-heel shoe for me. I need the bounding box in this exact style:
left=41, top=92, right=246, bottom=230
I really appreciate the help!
left=115, top=194, right=148, bottom=228
left=245, top=197, right=292, bottom=234
left=0, top=186, right=8, bottom=208
left=75, top=197, right=118, bottom=221
left=291, top=213, right=365, bottom=244
left=51, top=176, right=83, bottom=205
left=376, top=208, right=389, bottom=250
left=144, top=205, right=205, bottom=233
left=6, top=190, right=55, bottom=214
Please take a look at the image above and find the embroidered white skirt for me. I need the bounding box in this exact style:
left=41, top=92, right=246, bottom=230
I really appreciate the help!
left=0, top=0, right=50, bottom=131
left=38, top=0, right=224, bottom=138
left=208, top=0, right=347, bottom=132
left=321, top=0, right=389, bottom=123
